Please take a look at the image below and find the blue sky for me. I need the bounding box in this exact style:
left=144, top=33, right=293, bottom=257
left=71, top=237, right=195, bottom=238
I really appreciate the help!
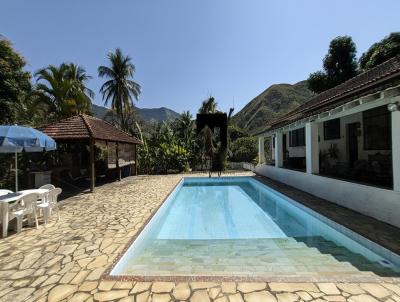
left=1, top=1, right=400, bottom=115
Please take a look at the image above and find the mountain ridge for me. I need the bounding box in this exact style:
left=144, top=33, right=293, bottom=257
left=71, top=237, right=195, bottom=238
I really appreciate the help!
left=91, top=104, right=180, bottom=123
left=232, top=81, right=314, bottom=135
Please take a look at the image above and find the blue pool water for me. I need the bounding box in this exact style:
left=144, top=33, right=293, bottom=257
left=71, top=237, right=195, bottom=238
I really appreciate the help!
left=111, top=177, right=400, bottom=278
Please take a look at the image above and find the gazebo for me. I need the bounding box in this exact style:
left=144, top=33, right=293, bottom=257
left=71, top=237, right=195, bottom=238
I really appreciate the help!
left=41, top=114, right=141, bottom=192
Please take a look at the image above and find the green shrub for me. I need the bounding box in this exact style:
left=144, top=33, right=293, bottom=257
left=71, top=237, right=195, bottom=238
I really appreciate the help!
left=229, top=137, right=257, bottom=162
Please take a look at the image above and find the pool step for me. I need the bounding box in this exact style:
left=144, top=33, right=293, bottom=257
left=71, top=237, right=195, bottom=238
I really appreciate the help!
left=119, top=236, right=397, bottom=277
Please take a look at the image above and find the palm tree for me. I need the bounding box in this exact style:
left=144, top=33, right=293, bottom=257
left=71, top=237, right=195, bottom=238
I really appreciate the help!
left=98, top=48, right=141, bottom=131
left=35, top=63, right=93, bottom=119
left=199, top=96, right=218, bottom=114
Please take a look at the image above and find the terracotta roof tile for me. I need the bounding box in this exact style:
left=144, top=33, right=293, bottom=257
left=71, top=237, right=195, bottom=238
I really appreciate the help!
left=41, top=114, right=142, bottom=144
left=266, top=55, right=400, bottom=132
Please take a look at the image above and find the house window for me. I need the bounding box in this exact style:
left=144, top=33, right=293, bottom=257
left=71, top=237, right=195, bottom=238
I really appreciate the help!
left=289, top=128, right=305, bottom=147
left=363, top=106, right=391, bottom=150
left=273, top=136, right=275, bottom=148
left=323, top=118, right=340, bottom=140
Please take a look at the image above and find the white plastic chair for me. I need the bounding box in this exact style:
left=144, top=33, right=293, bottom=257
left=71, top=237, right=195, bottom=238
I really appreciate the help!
left=37, top=188, right=62, bottom=224
left=8, top=193, right=39, bottom=235
left=39, top=184, right=55, bottom=190
left=37, top=184, right=55, bottom=204
left=0, top=189, right=13, bottom=197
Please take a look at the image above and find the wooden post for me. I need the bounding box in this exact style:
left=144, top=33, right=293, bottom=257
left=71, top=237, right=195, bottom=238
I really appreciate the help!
left=89, top=139, right=95, bottom=192
left=134, top=144, right=138, bottom=176
left=116, top=142, right=121, bottom=181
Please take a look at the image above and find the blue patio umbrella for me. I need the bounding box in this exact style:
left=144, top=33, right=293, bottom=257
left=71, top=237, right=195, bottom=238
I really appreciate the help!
left=0, top=125, right=57, bottom=191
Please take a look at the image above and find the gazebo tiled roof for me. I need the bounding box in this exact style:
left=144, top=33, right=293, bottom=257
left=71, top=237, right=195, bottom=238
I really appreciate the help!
left=263, top=55, right=400, bottom=133
left=41, top=114, right=142, bottom=144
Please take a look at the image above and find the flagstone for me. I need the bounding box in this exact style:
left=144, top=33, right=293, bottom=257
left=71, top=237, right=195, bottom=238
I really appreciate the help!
left=383, top=284, right=400, bottom=295
left=336, top=283, right=365, bottom=295
left=68, top=292, right=92, bottom=302
left=323, top=295, right=346, bottom=301
left=98, top=280, right=116, bottom=291
left=229, top=293, right=245, bottom=302
left=348, top=294, right=380, bottom=302
left=172, top=282, right=191, bottom=300
left=237, top=283, right=266, bottom=293
left=93, top=289, right=130, bottom=301
left=47, top=284, right=78, bottom=302
left=136, top=290, right=150, bottom=302
left=41, top=274, right=61, bottom=286
left=86, top=267, right=106, bottom=280
left=118, top=296, right=136, bottom=302
left=191, top=289, right=211, bottom=302
left=269, top=283, right=318, bottom=293
left=79, top=281, right=98, bottom=291
left=20, top=252, right=42, bottom=269
left=113, top=281, right=134, bottom=289
left=276, top=293, right=298, bottom=302
left=9, top=268, right=35, bottom=279
left=70, top=270, right=90, bottom=284
left=244, top=291, right=277, bottom=302
left=317, top=283, right=340, bottom=295
left=152, top=293, right=172, bottom=302
left=131, top=282, right=152, bottom=294
left=1, top=287, right=35, bottom=301
left=12, top=277, right=32, bottom=287
left=210, top=287, right=222, bottom=299
left=296, top=291, right=312, bottom=301
left=190, top=282, right=219, bottom=289
left=87, top=255, right=108, bottom=269
left=152, top=282, right=175, bottom=293
left=222, top=282, right=237, bottom=294
left=359, top=283, right=392, bottom=299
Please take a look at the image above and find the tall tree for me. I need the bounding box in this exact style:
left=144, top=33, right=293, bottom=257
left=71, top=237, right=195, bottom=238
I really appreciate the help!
left=35, top=63, right=93, bottom=119
left=359, top=32, right=400, bottom=71
left=98, top=48, right=141, bottom=131
left=198, top=96, right=218, bottom=113
left=0, top=37, right=32, bottom=124
left=307, top=36, right=358, bottom=94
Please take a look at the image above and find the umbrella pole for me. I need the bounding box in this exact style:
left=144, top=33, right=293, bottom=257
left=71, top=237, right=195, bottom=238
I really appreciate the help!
left=15, top=151, right=18, bottom=192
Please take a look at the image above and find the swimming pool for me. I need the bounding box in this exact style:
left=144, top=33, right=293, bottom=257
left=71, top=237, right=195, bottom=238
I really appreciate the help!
left=111, top=177, right=400, bottom=278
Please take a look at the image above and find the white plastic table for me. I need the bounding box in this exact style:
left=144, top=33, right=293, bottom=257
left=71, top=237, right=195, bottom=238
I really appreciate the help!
left=0, top=189, right=49, bottom=238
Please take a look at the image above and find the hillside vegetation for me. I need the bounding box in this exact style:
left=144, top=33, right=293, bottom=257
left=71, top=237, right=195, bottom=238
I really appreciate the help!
left=232, top=81, right=314, bottom=135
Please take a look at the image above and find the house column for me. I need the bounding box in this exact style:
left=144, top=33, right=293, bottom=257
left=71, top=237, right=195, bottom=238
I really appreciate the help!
left=258, top=136, right=265, bottom=164
left=275, top=132, right=283, bottom=168
left=306, top=122, right=319, bottom=174
left=392, top=110, right=400, bottom=191
left=89, top=138, right=95, bottom=192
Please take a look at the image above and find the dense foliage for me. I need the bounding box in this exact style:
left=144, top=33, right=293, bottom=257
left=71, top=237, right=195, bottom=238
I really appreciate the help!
left=0, top=39, right=33, bottom=125
left=359, top=32, right=400, bottom=71
left=307, top=32, right=400, bottom=94
left=229, top=136, right=257, bottom=163
left=307, top=36, right=358, bottom=94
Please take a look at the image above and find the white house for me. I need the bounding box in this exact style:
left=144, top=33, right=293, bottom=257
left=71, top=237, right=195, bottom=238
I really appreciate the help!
left=256, top=55, right=400, bottom=228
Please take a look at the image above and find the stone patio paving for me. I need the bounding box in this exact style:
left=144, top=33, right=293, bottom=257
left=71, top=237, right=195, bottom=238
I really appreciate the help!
left=0, top=172, right=399, bottom=302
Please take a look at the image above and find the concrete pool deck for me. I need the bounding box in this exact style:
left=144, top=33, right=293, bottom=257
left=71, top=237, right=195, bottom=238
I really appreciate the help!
left=0, top=172, right=399, bottom=301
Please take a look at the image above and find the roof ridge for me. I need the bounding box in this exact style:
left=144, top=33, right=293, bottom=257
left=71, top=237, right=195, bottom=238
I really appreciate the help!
left=266, top=55, right=400, bottom=129
left=39, top=114, right=81, bottom=130
left=80, top=114, right=94, bottom=137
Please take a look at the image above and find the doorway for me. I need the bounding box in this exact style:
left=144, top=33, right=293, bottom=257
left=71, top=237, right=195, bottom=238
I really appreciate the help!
left=347, top=123, right=359, bottom=167
left=282, top=134, right=287, bottom=160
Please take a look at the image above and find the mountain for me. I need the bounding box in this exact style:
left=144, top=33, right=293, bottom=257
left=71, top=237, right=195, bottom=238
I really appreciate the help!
left=91, top=104, right=180, bottom=123
left=232, top=81, right=314, bottom=135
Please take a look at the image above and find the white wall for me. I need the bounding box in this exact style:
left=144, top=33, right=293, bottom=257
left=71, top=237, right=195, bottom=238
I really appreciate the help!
left=255, top=164, right=400, bottom=228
